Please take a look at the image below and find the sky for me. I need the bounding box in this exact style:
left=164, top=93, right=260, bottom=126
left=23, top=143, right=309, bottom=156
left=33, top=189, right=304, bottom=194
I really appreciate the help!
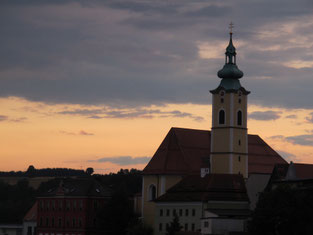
left=1, top=0, right=313, bottom=174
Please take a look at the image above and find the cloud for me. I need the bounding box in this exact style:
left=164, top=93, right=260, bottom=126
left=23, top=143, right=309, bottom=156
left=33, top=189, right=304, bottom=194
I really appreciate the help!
left=285, top=114, right=297, bottom=119
left=0, top=115, right=8, bottom=121
left=58, top=107, right=204, bottom=122
left=249, top=111, right=281, bottom=120
left=60, top=130, right=94, bottom=136
left=277, top=150, right=297, bottom=162
left=305, top=112, right=313, bottom=123
left=1, top=0, right=313, bottom=109
left=0, top=115, right=27, bottom=122
left=285, top=134, right=313, bottom=146
left=90, top=156, right=151, bottom=166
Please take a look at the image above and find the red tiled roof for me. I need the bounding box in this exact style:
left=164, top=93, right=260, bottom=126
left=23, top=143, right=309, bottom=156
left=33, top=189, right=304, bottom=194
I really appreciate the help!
left=155, top=174, right=249, bottom=202
left=143, top=127, right=287, bottom=175
left=24, top=201, right=37, bottom=222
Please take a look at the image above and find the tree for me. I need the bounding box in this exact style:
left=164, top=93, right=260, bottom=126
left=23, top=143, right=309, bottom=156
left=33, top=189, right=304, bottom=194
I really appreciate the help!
left=126, top=218, right=153, bottom=235
left=249, top=184, right=313, bottom=235
left=86, top=167, right=94, bottom=175
left=166, top=213, right=182, bottom=235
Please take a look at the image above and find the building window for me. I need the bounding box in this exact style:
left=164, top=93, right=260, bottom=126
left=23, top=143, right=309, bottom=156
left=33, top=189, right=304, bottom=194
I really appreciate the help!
left=179, top=209, right=183, bottom=216
left=238, top=156, right=241, bottom=162
left=160, top=209, right=163, bottom=216
left=52, top=200, right=55, bottom=211
left=159, top=223, right=163, bottom=231
left=46, top=217, right=49, bottom=227
left=173, top=209, right=176, bottom=216
left=58, top=218, right=62, bottom=227
left=166, top=209, right=170, bottom=216
left=46, top=201, right=50, bottom=211
left=192, top=209, right=195, bottom=216
left=221, top=98, right=224, bottom=103
left=219, top=110, right=225, bottom=125
left=73, top=218, right=76, bottom=227
left=237, top=110, right=242, bottom=126
left=204, top=221, right=209, bottom=228
left=40, top=201, right=44, bottom=211
left=59, top=201, right=63, bottom=211
left=185, top=209, right=189, bottom=216
left=148, top=185, right=156, bottom=201
left=66, top=219, right=70, bottom=227
left=40, top=217, right=43, bottom=226
left=166, top=223, right=169, bottom=230
left=239, top=139, right=241, bottom=145
left=191, top=223, right=195, bottom=231
left=94, top=200, right=98, bottom=210
left=185, top=223, right=188, bottom=231
left=79, top=218, right=82, bottom=227
left=27, top=226, right=32, bottom=235
left=51, top=217, right=55, bottom=227
left=73, top=200, right=76, bottom=211
left=79, top=200, right=83, bottom=211
left=66, top=200, right=70, bottom=211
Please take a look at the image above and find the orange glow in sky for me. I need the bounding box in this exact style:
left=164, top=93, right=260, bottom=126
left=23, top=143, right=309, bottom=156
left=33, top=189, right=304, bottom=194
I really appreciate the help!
left=1, top=96, right=313, bottom=174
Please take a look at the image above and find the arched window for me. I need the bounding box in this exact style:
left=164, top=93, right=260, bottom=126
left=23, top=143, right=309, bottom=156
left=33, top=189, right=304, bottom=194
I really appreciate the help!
left=148, top=185, right=156, bottom=201
left=219, top=110, right=225, bottom=125
left=237, top=110, right=242, bottom=126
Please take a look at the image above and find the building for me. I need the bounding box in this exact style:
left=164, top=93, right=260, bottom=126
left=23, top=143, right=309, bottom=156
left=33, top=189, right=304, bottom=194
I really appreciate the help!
left=141, top=28, right=287, bottom=234
left=23, top=202, right=37, bottom=235
left=36, top=178, right=111, bottom=235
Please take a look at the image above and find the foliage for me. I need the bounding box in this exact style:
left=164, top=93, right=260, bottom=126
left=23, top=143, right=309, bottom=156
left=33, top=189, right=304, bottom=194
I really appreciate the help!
left=126, top=218, right=153, bottom=235
left=249, top=184, right=313, bottom=235
left=86, top=167, right=94, bottom=175
left=166, top=213, right=182, bottom=235
left=0, top=179, right=35, bottom=223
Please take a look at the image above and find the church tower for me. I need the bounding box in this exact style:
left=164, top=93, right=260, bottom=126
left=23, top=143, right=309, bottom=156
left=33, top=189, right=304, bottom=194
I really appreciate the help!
left=210, top=27, right=250, bottom=178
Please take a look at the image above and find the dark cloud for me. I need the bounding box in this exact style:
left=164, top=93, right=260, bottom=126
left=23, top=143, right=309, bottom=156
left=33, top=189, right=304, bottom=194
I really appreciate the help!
left=285, top=134, right=313, bottom=146
left=305, top=112, right=313, bottom=123
left=1, top=0, right=313, bottom=109
left=57, top=107, right=204, bottom=122
left=0, top=115, right=27, bottom=122
left=60, top=130, right=94, bottom=136
left=249, top=111, right=281, bottom=120
left=90, top=156, right=151, bottom=166
left=285, top=114, right=297, bottom=119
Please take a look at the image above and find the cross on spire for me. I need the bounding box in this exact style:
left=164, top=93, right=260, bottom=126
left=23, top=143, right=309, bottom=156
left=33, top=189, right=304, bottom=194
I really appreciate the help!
left=229, top=22, right=234, bottom=34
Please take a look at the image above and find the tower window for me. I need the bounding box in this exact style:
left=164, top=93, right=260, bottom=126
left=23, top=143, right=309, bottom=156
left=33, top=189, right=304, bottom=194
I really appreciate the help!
left=239, top=140, right=241, bottom=145
left=148, top=185, right=156, bottom=201
left=221, top=98, right=224, bottom=103
left=237, top=110, right=242, bottom=126
left=220, top=91, right=225, bottom=96
left=238, top=98, right=241, bottom=104
left=238, top=156, right=241, bottom=162
left=219, top=110, right=225, bottom=125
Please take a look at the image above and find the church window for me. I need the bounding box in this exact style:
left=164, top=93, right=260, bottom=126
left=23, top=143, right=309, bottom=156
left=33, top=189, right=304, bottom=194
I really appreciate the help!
left=148, top=184, right=156, bottom=201
left=219, top=110, right=225, bottom=125
left=238, top=156, right=241, bottom=162
left=237, top=110, right=242, bottom=126
left=160, top=209, right=163, bottom=216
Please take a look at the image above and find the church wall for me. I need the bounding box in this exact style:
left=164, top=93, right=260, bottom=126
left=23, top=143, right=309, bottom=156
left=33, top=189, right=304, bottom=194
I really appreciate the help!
left=142, top=175, right=183, bottom=227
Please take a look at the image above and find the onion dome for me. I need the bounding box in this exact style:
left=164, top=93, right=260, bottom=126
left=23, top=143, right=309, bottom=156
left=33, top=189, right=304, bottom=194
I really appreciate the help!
left=217, top=32, right=243, bottom=79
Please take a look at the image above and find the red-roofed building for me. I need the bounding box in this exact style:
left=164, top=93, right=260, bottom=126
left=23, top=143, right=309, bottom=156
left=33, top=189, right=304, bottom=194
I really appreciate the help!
left=140, top=29, right=287, bottom=234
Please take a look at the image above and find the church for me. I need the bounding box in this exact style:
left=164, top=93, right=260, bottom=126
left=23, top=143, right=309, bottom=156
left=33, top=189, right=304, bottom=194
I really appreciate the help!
left=140, top=28, right=287, bottom=235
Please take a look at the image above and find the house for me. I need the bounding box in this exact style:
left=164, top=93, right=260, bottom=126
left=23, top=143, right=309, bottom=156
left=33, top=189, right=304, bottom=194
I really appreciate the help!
left=141, top=28, right=287, bottom=234
left=23, top=202, right=37, bottom=235
left=36, top=177, right=111, bottom=235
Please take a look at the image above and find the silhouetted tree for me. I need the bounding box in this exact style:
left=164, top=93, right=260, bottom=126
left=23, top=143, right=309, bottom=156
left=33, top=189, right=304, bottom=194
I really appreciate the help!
left=166, top=213, right=182, bottom=235
left=249, top=185, right=313, bottom=235
left=86, top=167, right=94, bottom=175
